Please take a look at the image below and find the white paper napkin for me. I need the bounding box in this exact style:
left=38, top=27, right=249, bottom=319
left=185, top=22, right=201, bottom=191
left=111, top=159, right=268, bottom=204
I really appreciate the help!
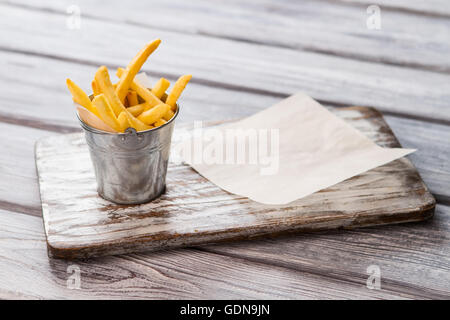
left=178, top=92, right=415, bottom=205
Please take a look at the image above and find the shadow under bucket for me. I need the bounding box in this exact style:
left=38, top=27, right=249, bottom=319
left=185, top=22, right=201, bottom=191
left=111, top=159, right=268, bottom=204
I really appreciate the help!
left=78, top=105, right=179, bottom=204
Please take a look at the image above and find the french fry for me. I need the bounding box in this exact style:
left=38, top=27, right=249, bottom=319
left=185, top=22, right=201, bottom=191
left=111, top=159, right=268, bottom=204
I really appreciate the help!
left=137, top=103, right=170, bottom=125
left=91, top=80, right=101, bottom=96
left=166, top=75, right=192, bottom=110
left=94, top=66, right=150, bottom=131
left=66, top=79, right=100, bottom=118
left=92, top=94, right=121, bottom=132
left=127, top=90, right=139, bottom=106
left=117, top=67, right=175, bottom=121
left=116, top=68, right=162, bottom=107
left=115, top=39, right=161, bottom=103
left=117, top=68, right=182, bottom=120
left=67, top=40, right=191, bottom=133
left=127, top=102, right=150, bottom=117
left=154, top=119, right=167, bottom=127
left=94, top=66, right=126, bottom=116
left=163, top=109, right=175, bottom=121
left=125, top=112, right=152, bottom=131
left=117, top=111, right=130, bottom=132
left=76, top=106, right=116, bottom=133
left=152, top=78, right=170, bottom=99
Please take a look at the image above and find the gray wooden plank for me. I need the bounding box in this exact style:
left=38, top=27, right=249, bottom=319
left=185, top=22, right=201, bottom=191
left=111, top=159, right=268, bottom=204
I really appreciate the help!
left=0, top=5, right=449, bottom=122
left=0, top=122, right=54, bottom=214
left=5, top=0, right=450, bottom=72
left=200, top=204, right=450, bottom=299
left=384, top=116, right=450, bottom=203
left=0, top=208, right=414, bottom=299
left=337, top=0, right=450, bottom=17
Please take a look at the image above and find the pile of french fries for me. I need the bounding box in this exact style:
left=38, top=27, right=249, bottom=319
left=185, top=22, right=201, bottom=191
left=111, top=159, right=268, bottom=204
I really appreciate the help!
left=66, top=39, right=191, bottom=133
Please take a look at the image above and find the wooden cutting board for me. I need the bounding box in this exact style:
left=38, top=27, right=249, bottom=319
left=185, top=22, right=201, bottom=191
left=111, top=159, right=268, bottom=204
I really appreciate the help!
left=35, top=106, right=435, bottom=259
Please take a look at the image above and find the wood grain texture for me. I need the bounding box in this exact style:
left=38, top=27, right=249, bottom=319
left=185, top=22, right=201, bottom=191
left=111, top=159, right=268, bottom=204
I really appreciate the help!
left=1, top=208, right=424, bottom=300
left=5, top=0, right=450, bottom=72
left=35, top=107, right=434, bottom=259
left=0, top=4, right=450, bottom=122
left=384, top=116, right=450, bottom=203
left=200, top=203, right=450, bottom=299
left=0, top=122, right=55, bottom=214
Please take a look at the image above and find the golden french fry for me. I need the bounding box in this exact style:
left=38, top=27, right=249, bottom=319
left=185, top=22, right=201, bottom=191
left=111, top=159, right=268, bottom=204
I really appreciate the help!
left=154, top=119, right=167, bottom=127
left=70, top=41, right=190, bottom=132
left=117, top=111, right=130, bottom=132
left=115, top=39, right=161, bottom=103
left=125, top=112, right=152, bottom=131
left=163, top=109, right=175, bottom=121
left=152, top=78, right=170, bottom=99
left=94, top=66, right=150, bottom=131
left=77, top=106, right=117, bottom=133
left=127, top=90, right=139, bottom=106
left=117, top=67, right=176, bottom=121
left=125, top=109, right=151, bottom=131
left=91, top=80, right=101, bottom=96
left=127, top=102, right=150, bottom=117
left=94, top=66, right=126, bottom=116
left=92, top=94, right=121, bottom=132
left=166, top=75, right=192, bottom=110
left=76, top=106, right=116, bottom=133
left=66, top=78, right=100, bottom=117
left=116, top=68, right=162, bottom=107
left=137, top=103, right=170, bottom=125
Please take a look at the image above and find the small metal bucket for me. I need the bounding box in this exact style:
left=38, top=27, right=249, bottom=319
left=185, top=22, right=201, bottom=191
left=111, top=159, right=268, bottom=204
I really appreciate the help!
left=78, top=105, right=179, bottom=204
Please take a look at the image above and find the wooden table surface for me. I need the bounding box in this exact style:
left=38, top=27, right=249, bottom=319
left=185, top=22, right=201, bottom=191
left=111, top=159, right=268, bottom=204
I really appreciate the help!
left=0, top=0, right=449, bottom=299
